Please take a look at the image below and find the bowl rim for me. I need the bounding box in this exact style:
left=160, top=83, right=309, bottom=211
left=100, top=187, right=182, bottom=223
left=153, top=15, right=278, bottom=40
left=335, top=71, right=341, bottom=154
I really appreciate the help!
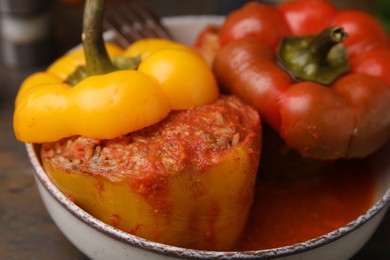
left=26, top=14, right=390, bottom=259
left=26, top=140, right=390, bottom=259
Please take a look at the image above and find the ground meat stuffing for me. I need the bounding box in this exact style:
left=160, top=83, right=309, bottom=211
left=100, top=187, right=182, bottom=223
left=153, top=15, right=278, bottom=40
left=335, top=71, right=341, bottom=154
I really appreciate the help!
left=41, top=95, right=260, bottom=182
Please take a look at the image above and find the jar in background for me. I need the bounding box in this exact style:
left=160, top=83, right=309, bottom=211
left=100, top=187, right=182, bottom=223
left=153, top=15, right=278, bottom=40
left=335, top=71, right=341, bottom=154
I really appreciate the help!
left=0, top=0, right=53, bottom=67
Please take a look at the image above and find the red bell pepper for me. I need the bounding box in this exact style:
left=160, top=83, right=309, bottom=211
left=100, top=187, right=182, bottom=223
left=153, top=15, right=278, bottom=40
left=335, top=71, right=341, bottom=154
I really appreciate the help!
left=212, top=0, right=390, bottom=160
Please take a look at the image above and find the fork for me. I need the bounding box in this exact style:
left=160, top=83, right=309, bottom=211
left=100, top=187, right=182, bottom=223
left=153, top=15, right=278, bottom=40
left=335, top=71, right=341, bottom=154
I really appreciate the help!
left=103, top=0, right=172, bottom=48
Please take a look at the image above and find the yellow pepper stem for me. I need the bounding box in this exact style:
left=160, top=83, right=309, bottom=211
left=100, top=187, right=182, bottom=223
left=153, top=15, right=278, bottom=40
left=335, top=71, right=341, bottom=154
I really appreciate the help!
left=83, top=0, right=116, bottom=75
left=65, top=0, right=140, bottom=86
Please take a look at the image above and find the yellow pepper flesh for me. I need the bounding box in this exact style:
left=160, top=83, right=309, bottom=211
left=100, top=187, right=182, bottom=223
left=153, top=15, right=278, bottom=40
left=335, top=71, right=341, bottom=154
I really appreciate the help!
left=123, top=38, right=189, bottom=60
left=14, top=70, right=170, bottom=143
left=139, top=48, right=219, bottom=109
left=126, top=38, right=219, bottom=109
left=48, top=43, right=124, bottom=81
left=13, top=39, right=219, bottom=143
left=43, top=141, right=257, bottom=251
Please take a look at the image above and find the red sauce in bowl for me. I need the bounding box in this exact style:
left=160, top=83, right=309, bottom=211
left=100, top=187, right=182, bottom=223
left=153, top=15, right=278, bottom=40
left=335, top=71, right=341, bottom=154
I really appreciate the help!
left=237, top=159, right=376, bottom=250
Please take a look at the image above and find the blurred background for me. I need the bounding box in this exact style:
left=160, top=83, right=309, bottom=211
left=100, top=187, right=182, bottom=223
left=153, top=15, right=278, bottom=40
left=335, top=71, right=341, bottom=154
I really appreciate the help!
left=0, top=0, right=387, bottom=104
left=0, top=0, right=388, bottom=69
left=1, top=1, right=390, bottom=259
left=0, top=0, right=388, bottom=70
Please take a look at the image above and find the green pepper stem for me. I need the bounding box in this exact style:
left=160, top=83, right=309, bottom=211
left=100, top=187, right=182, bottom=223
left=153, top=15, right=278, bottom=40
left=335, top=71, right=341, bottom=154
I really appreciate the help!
left=65, top=0, right=140, bottom=85
left=277, top=26, right=350, bottom=85
left=83, top=0, right=116, bottom=75
left=309, top=27, right=348, bottom=62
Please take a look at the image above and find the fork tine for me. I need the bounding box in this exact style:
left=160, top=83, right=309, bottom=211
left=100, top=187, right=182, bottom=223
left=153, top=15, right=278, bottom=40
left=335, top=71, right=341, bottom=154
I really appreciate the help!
left=104, top=0, right=171, bottom=48
left=132, top=1, right=171, bottom=39
left=105, top=4, right=144, bottom=44
left=104, top=16, right=136, bottom=48
left=122, top=1, right=158, bottom=39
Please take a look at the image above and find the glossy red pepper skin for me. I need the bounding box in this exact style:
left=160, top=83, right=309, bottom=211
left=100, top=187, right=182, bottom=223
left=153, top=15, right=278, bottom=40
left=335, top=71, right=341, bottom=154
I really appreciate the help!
left=219, top=2, right=291, bottom=50
left=214, top=1, right=390, bottom=159
left=277, top=0, right=338, bottom=36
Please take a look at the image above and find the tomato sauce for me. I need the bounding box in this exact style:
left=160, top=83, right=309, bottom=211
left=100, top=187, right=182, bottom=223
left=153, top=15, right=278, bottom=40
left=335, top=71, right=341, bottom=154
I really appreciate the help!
left=236, top=159, right=376, bottom=250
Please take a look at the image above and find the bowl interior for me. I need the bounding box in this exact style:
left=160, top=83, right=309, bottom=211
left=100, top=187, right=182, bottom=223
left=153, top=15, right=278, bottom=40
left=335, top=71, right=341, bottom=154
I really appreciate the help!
left=26, top=136, right=390, bottom=259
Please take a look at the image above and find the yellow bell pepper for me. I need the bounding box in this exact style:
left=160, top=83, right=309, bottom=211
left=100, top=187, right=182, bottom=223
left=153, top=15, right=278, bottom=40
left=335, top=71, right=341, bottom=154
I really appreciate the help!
left=15, top=0, right=260, bottom=253
left=13, top=13, right=218, bottom=143
left=41, top=94, right=262, bottom=251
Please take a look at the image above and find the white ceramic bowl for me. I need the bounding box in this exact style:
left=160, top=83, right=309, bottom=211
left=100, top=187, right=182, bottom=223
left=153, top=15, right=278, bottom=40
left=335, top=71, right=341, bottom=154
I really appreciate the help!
left=27, top=16, right=390, bottom=260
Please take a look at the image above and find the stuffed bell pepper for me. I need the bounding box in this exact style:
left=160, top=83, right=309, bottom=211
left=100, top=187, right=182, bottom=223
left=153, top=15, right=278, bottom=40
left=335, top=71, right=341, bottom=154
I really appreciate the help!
left=13, top=0, right=262, bottom=250
left=196, top=0, right=390, bottom=160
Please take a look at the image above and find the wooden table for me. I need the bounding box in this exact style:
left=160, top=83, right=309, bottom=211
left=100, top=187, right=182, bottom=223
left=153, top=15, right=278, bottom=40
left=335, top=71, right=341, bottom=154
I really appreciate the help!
left=1, top=2, right=389, bottom=259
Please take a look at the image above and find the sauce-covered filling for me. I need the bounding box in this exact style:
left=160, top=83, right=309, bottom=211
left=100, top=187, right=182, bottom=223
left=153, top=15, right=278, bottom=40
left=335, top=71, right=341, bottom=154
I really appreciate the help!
left=41, top=95, right=260, bottom=181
